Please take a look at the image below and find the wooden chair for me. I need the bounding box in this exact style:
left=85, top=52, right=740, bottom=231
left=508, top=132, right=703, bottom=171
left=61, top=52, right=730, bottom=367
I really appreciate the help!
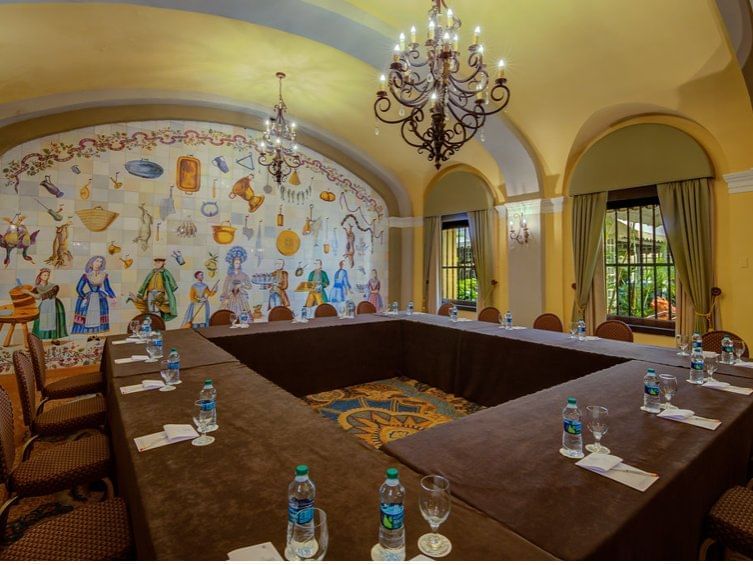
left=356, top=301, right=376, bottom=315
left=314, top=304, right=338, bottom=318
left=27, top=334, right=102, bottom=414
left=701, top=484, right=753, bottom=559
left=268, top=306, right=294, bottom=322
left=702, top=331, right=749, bottom=358
left=437, top=303, right=452, bottom=317
left=533, top=313, right=564, bottom=333
left=129, top=312, right=165, bottom=331
left=13, top=351, right=106, bottom=439
left=595, top=320, right=634, bottom=342
left=477, top=307, right=500, bottom=323
left=209, top=309, right=234, bottom=326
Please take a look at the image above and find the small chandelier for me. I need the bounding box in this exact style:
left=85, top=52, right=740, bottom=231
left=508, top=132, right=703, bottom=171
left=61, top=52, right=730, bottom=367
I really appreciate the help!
left=374, top=0, right=510, bottom=169
left=509, top=213, right=530, bottom=245
left=258, top=72, right=301, bottom=185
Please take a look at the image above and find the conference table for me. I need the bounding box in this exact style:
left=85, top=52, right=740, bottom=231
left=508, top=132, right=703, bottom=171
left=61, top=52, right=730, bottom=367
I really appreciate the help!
left=102, top=313, right=753, bottom=560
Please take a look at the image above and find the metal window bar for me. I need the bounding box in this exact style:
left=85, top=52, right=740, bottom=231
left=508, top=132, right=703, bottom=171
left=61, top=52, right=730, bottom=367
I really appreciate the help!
left=441, top=222, right=478, bottom=308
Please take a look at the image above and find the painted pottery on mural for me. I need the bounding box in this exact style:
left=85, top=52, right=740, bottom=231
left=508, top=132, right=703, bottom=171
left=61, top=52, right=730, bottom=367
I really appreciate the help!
left=125, top=159, right=164, bottom=179
left=211, top=155, right=230, bottom=173
left=40, top=175, right=64, bottom=197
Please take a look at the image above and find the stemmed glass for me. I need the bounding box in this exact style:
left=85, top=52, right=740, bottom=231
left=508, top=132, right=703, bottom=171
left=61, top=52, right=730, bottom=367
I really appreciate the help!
left=229, top=312, right=238, bottom=328
left=659, top=374, right=678, bottom=410
left=417, top=475, right=452, bottom=558
left=569, top=321, right=578, bottom=339
left=128, top=320, right=141, bottom=339
left=585, top=406, right=610, bottom=454
left=192, top=400, right=215, bottom=446
left=733, top=339, right=746, bottom=364
left=158, top=360, right=180, bottom=392
left=676, top=334, right=689, bottom=356
left=286, top=508, right=328, bottom=561
left=705, top=353, right=719, bottom=382
left=144, top=335, right=161, bottom=363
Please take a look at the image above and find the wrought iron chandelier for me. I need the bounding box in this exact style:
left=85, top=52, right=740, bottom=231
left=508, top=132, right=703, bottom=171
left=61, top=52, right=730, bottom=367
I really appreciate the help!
left=374, top=0, right=510, bottom=169
left=258, top=72, right=301, bottom=185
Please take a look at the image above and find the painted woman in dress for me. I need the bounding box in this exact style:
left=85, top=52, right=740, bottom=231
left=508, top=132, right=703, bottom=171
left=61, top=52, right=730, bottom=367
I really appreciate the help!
left=220, top=246, right=252, bottom=317
left=366, top=268, right=383, bottom=311
left=329, top=260, right=351, bottom=304
left=71, top=255, right=116, bottom=334
left=31, top=268, right=68, bottom=343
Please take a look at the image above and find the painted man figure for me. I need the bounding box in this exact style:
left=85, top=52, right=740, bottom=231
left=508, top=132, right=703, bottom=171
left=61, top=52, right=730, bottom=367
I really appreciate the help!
left=136, top=257, right=178, bottom=321
left=182, top=270, right=217, bottom=328
left=268, top=259, right=290, bottom=310
left=305, top=259, right=330, bottom=307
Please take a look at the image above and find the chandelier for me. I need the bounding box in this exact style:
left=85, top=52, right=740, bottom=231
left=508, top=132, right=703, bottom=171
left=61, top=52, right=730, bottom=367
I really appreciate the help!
left=374, top=0, right=510, bottom=169
left=258, top=72, right=302, bottom=185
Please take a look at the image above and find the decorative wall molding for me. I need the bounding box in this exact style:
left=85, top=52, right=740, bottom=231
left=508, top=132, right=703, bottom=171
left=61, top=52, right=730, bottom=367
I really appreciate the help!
left=388, top=216, right=424, bottom=228
left=724, top=169, right=753, bottom=194
left=541, top=196, right=565, bottom=214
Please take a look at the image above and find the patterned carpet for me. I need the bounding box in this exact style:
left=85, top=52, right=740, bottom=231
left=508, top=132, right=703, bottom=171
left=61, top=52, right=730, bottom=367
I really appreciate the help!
left=304, top=377, right=485, bottom=449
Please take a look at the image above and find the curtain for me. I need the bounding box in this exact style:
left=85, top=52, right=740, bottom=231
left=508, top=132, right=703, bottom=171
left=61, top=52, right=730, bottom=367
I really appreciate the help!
left=571, top=192, right=608, bottom=324
left=657, top=178, right=714, bottom=334
left=584, top=239, right=607, bottom=333
left=422, top=216, right=441, bottom=313
left=468, top=209, right=497, bottom=310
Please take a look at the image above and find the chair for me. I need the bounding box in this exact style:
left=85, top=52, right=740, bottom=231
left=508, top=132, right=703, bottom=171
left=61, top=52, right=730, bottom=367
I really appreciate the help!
left=595, top=320, right=634, bottom=342
left=533, top=313, right=564, bottom=333
left=701, top=484, right=753, bottom=559
left=477, top=307, right=500, bottom=323
left=269, top=306, right=294, bottom=322
left=314, top=304, right=338, bottom=318
left=437, top=303, right=452, bottom=317
left=13, top=351, right=106, bottom=438
left=356, top=301, right=376, bottom=315
left=28, top=334, right=102, bottom=413
left=129, top=312, right=166, bottom=331
left=702, top=331, right=749, bottom=358
left=209, top=309, right=234, bottom=326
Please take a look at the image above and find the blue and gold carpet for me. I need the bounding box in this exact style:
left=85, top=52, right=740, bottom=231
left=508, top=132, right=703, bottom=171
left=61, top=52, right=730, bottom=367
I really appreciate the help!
left=304, top=377, right=485, bottom=449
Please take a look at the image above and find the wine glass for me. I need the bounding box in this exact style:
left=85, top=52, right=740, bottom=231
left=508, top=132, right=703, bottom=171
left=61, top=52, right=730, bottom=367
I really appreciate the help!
left=733, top=339, right=746, bottom=363
left=676, top=334, right=689, bottom=356
left=499, top=313, right=506, bottom=329
left=417, top=475, right=452, bottom=558
left=659, top=374, right=678, bottom=410
left=585, top=406, right=610, bottom=454
left=192, top=400, right=215, bottom=446
left=286, top=508, right=328, bottom=561
left=128, top=319, right=140, bottom=339
left=569, top=321, right=578, bottom=339
left=229, top=312, right=238, bottom=328
left=144, top=336, right=161, bottom=363
left=158, top=360, right=176, bottom=392
left=705, top=352, right=719, bottom=382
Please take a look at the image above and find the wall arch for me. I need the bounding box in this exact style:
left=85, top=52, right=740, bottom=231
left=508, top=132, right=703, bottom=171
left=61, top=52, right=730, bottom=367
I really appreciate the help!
left=424, top=165, right=497, bottom=217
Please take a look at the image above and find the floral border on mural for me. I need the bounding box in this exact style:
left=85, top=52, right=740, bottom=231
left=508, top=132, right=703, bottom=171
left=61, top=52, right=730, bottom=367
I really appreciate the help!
left=2, top=127, right=385, bottom=218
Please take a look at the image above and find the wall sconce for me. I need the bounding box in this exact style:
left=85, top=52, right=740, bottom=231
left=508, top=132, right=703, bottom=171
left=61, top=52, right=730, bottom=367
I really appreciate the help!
left=509, top=213, right=530, bottom=245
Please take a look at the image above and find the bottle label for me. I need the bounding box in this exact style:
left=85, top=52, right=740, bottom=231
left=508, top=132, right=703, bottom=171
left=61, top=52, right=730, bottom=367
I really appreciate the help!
left=563, top=419, right=581, bottom=435
left=199, top=399, right=216, bottom=411
left=167, top=361, right=179, bottom=371
left=691, top=360, right=704, bottom=370
left=154, top=338, right=163, bottom=347
left=288, top=499, right=313, bottom=524
left=723, top=345, right=734, bottom=353
left=644, top=384, right=660, bottom=396
left=380, top=503, right=404, bottom=530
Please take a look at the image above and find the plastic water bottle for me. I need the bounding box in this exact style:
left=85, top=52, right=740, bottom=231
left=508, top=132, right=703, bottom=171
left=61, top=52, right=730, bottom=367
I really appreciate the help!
left=300, top=306, right=308, bottom=322
left=643, top=368, right=661, bottom=413
left=287, top=465, right=316, bottom=542
left=378, top=468, right=406, bottom=560
left=450, top=305, right=458, bottom=322
left=166, top=348, right=180, bottom=384
left=504, top=310, right=513, bottom=329
left=152, top=331, right=163, bottom=358
left=346, top=300, right=356, bottom=318
left=140, top=317, right=152, bottom=339
left=692, top=332, right=702, bottom=350
left=391, top=301, right=399, bottom=315
left=577, top=320, right=586, bottom=341
left=561, top=397, right=584, bottom=458
left=406, top=301, right=414, bottom=316
left=239, top=309, right=251, bottom=326
left=689, top=346, right=706, bottom=384
left=721, top=335, right=735, bottom=364
left=199, top=379, right=217, bottom=429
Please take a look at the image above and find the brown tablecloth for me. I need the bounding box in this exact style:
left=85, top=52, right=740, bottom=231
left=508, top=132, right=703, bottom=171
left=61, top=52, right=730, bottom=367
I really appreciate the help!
left=106, top=363, right=553, bottom=560
left=103, top=329, right=236, bottom=379
left=384, top=359, right=753, bottom=559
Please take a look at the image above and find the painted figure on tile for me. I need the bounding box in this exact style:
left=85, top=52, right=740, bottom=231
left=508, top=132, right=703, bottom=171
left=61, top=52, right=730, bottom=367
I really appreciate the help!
left=72, top=255, right=116, bottom=334
left=268, top=259, right=290, bottom=310
left=329, top=260, right=351, bottom=304
left=305, top=259, right=330, bottom=307
left=135, top=258, right=179, bottom=321
left=367, top=268, right=383, bottom=311
left=0, top=213, right=39, bottom=268
left=221, top=246, right=252, bottom=316
left=44, top=222, right=73, bottom=268
left=343, top=224, right=355, bottom=268
left=181, top=270, right=218, bottom=328
left=31, top=268, right=68, bottom=343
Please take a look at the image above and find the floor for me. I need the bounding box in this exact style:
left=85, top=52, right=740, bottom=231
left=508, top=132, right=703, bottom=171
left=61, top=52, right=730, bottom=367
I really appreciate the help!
left=304, top=376, right=485, bottom=449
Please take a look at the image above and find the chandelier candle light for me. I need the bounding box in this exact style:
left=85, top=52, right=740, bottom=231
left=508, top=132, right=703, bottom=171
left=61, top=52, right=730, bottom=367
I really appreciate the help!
left=509, top=214, right=530, bottom=245
left=258, top=72, right=302, bottom=185
left=374, top=0, right=510, bottom=169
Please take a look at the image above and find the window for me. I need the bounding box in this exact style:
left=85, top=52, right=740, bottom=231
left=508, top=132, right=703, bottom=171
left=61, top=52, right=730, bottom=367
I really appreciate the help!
left=604, top=188, right=676, bottom=334
left=441, top=215, right=477, bottom=310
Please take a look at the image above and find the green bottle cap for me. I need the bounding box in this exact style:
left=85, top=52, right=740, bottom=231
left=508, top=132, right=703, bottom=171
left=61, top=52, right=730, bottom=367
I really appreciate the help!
left=647, top=368, right=656, bottom=374
left=170, top=348, right=177, bottom=353
left=204, top=379, right=212, bottom=386
left=567, top=396, right=576, bottom=404
left=296, top=464, right=309, bottom=476
left=386, top=468, right=399, bottom=479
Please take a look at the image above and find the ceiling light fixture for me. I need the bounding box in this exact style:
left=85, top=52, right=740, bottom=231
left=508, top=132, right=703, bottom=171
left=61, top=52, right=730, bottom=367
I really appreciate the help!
left=258, top=72, right=301, bottom=185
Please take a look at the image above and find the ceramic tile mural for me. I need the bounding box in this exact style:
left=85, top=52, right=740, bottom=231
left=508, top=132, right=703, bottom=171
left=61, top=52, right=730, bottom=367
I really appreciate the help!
left=0, top=120, right=388, bottom=371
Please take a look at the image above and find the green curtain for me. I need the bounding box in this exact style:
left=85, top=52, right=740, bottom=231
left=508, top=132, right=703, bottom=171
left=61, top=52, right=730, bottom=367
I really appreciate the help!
left=468, top=209, right=497, bottom=310
left=657, top=178, right=713, bottom=333
left=422, top=216, right=440, bottom=313
left=571, top=192, right=608, bottom=322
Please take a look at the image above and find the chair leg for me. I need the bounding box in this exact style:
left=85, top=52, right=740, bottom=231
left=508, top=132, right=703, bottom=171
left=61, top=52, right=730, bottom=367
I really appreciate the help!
left=102, top=477, right=115, bottom=499
left=699, top=537, right=716, bottom=560
left=0, top=495, right=19, bottom=541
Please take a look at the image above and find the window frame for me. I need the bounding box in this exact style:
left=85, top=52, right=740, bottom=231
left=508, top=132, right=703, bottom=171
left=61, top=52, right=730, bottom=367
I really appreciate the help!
left=440, top=214, right=478, bottom=312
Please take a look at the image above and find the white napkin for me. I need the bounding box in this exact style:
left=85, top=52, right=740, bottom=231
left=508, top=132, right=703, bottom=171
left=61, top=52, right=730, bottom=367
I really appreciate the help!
left=120, top=379, right=164, bottom=395
left=658, top=408, right=720, bottom=430
left=702, top=380, right=753, bottom=395
left=576, top=453, right=659, bottom=492
left=735, top=360, right=753, bottom=369
left=584, top=336, right=600, bottom=341
left=228, top=542, right=283, bottom=561
left=112, top=338, right=145, bottom=345
left=114, top=355, right=150, bottom=364
left=133, top=424, right=198, bottom=452
left=291, top=318, right=308, bottom=324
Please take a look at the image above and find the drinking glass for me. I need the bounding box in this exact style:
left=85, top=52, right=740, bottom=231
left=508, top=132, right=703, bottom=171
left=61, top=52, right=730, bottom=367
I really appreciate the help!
left=145, top=336, right=161, bottom=363
left=128, top=320, right=140, bottom=338
left=733, top=339, right=746, bottom=363
left=192, top=400, right=215, bottom=446
left=585, top=406, right=610, bottom=454
left=705, top=352, right=719, bottom=382
left=158, top=360, right=176, bottom=392
left=286, top=508, right=328, bottom=561
left=499, top=314, right=506, bottom=329
left=229, top=312, right=238, bottom=328
left=418, top=475, right=452, bottom=558
left=659, top=374, right=678, bottom=410
left=569, top=321, right=578, bottom=339
left=676, top=334, right=689, bottom=356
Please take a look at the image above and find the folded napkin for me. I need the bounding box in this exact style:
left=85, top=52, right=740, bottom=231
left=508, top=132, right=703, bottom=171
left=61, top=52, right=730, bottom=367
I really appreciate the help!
left=112, top=338, right=145, bottom=345
left=120, top=379, right=164, bottom=395
left=702, top=380, right=753, bottom=395
left=114, top=355, right=150, bottom=364
left=228, top=542, right=283, bottom=561
left=508, top=325, right=526, bottom=330
left=291, top=318, right=308, bottom=324
left=134, top=424, right=198, bottom=452
left=576, top=453, right=659, bottom=492
left=583, top=336, right=601, bottom=341
left=735, top=360, right=753, bottom=369
left=658, top=408, right=720, bottom=430
left=452, top=318, right=470, bottom=323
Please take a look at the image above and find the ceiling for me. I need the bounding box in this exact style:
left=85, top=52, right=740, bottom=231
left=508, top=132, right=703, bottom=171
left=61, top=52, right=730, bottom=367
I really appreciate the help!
left=0, top=0, right=752, bottom=210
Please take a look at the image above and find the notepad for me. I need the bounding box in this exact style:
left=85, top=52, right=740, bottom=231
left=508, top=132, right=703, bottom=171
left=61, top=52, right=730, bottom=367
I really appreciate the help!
left=576, top=453, right=659, bottom=492
left=228, top=542, right=283, bottom=561
left=120, top=380, right=164, bottom=395
left=114, top=355, right=150, bottom=364
left=133, top=424, right=198, bottom=452
left=702, top=380, right=753, bottom=395
left=658, top=408, right=720, bottom=430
